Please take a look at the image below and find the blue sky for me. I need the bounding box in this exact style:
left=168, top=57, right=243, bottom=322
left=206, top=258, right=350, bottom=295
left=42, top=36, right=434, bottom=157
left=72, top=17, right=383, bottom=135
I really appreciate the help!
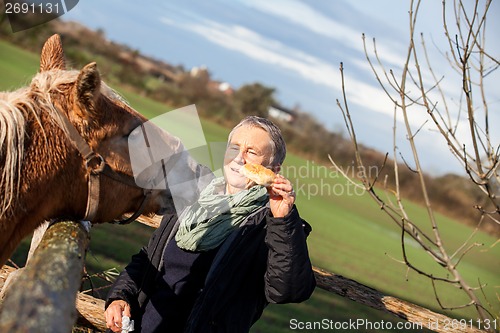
left=63, top=0, right=500, bottom=175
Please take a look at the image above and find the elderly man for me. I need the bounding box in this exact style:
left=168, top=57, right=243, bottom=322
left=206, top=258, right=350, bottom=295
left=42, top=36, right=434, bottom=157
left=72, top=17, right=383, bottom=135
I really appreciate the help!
left=105, top=116, right=315, bottom=333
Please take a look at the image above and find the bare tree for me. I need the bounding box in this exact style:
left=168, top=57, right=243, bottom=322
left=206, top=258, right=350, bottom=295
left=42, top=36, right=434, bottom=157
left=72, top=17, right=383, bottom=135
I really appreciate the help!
left=331, top=0, right=499, bottom=330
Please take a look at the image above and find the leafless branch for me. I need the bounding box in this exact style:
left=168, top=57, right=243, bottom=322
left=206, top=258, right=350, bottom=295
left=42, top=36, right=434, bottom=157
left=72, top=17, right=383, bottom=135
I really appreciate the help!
left=330, top=0, right=499, bottom=329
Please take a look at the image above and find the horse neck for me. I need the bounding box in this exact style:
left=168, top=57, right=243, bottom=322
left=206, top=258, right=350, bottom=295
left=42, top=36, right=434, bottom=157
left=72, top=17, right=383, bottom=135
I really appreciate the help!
left=27, top=109, right=88, bottom=209
left=0, top=100, right=86, bottom=224
left=0, top=107, right=88, bottom=266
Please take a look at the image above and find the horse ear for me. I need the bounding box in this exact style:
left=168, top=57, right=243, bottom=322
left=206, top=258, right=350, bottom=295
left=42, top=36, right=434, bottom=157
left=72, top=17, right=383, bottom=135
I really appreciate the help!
left=40, top=34, right=66, bottom=71
left=74, top=62, right=101, bottom=119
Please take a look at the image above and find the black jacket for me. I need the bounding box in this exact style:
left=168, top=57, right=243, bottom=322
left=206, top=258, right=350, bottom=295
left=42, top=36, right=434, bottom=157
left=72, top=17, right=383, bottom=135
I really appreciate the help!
left=106, top=205, right=316, bottom=333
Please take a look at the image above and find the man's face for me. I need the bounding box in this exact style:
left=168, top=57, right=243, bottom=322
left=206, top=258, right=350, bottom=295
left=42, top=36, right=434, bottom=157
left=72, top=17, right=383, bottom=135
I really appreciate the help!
left=223, top=125, right=273, bottom=194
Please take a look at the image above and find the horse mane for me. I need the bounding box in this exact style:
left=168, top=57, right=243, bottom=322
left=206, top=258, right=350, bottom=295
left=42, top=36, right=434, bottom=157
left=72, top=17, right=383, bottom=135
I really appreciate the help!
left=0, top=69, right=79, bottom=218
left=0, top=68, right=129, bottom=218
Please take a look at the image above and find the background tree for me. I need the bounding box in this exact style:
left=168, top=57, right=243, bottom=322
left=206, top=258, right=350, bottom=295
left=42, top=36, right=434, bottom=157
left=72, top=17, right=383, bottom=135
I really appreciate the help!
left=233, top=82, right=275, bottom=117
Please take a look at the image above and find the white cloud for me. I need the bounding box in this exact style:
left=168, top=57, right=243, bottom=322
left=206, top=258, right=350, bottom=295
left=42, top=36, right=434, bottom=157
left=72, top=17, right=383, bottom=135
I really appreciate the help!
left=240, top=0, right=360, bottom=42
left=160, top=16, right=342, bottom=90
left=159, top=15, right=424, bottom=125
left=239, top=0, right=406, bottom=69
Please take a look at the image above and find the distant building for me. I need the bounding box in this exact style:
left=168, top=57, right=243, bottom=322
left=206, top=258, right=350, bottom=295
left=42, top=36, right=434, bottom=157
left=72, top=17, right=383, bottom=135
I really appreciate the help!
left=190, top=65, right=208, bottom=77
left=207, top=80, right=234, bottom=95
left=218, top=82, right=232, bottom=94
left=268, top=104, right=296, bottom=123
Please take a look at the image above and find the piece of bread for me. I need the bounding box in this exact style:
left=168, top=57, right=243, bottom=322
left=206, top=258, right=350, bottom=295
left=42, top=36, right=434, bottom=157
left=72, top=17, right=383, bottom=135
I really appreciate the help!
left=240, top=164, right=276, bottom=187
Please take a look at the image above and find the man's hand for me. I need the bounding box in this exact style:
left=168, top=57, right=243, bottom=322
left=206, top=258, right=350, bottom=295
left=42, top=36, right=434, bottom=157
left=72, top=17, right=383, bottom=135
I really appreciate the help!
left=268, top=174, right=295, bottom=218
left=105, top=300, right=131, bottom=332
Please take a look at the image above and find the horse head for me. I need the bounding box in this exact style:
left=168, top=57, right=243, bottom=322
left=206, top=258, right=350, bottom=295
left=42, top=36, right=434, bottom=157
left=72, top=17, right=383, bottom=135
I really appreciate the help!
left=0, top=35, right=212, bottom=266
left=42, top=34, right=213, bottom=222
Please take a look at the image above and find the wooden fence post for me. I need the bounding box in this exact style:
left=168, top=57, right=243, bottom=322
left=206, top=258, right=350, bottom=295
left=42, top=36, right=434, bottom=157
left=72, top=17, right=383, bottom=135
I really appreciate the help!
left=0, top=220, right=90, bottom=333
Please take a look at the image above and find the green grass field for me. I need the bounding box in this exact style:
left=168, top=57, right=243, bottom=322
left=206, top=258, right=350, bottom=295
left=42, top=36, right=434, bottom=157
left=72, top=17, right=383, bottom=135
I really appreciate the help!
left=2, top=39, right=498, bottom=332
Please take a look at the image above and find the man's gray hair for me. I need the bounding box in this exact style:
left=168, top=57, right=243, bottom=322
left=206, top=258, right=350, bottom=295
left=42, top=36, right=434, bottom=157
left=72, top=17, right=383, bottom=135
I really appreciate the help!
left=228, top=116, right=286, bottom=167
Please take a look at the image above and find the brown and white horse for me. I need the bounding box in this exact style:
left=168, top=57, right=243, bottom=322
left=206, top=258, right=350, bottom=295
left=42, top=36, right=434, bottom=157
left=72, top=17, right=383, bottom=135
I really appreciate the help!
left=0, top=35, right=209, bottom=267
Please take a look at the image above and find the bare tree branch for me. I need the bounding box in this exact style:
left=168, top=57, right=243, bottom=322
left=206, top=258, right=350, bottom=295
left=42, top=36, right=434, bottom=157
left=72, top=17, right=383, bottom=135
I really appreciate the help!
left=330, top=0, right=499, bottom=329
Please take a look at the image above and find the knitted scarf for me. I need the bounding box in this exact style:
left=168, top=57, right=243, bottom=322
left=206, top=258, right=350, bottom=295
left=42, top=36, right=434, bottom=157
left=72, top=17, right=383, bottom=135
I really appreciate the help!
left=175, top=177, right=268, bottom=251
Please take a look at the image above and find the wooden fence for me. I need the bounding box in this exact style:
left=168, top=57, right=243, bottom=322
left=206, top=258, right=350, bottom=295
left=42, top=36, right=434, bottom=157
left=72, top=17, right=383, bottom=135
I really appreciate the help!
left=0, top=216, right=489, bottom=333
left=0, top=220, right=90, bottom=333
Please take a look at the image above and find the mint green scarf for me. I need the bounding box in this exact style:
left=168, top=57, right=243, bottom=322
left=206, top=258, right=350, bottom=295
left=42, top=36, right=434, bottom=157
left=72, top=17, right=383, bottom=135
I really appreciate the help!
left=175, top=177, right=269, bottom=251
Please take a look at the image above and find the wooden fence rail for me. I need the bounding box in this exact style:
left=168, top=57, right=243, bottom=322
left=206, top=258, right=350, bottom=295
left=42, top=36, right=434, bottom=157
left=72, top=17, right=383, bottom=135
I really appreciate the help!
left=0, top=216, right=489, bottom=333
left=0, top=220, right=90, bottom=333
